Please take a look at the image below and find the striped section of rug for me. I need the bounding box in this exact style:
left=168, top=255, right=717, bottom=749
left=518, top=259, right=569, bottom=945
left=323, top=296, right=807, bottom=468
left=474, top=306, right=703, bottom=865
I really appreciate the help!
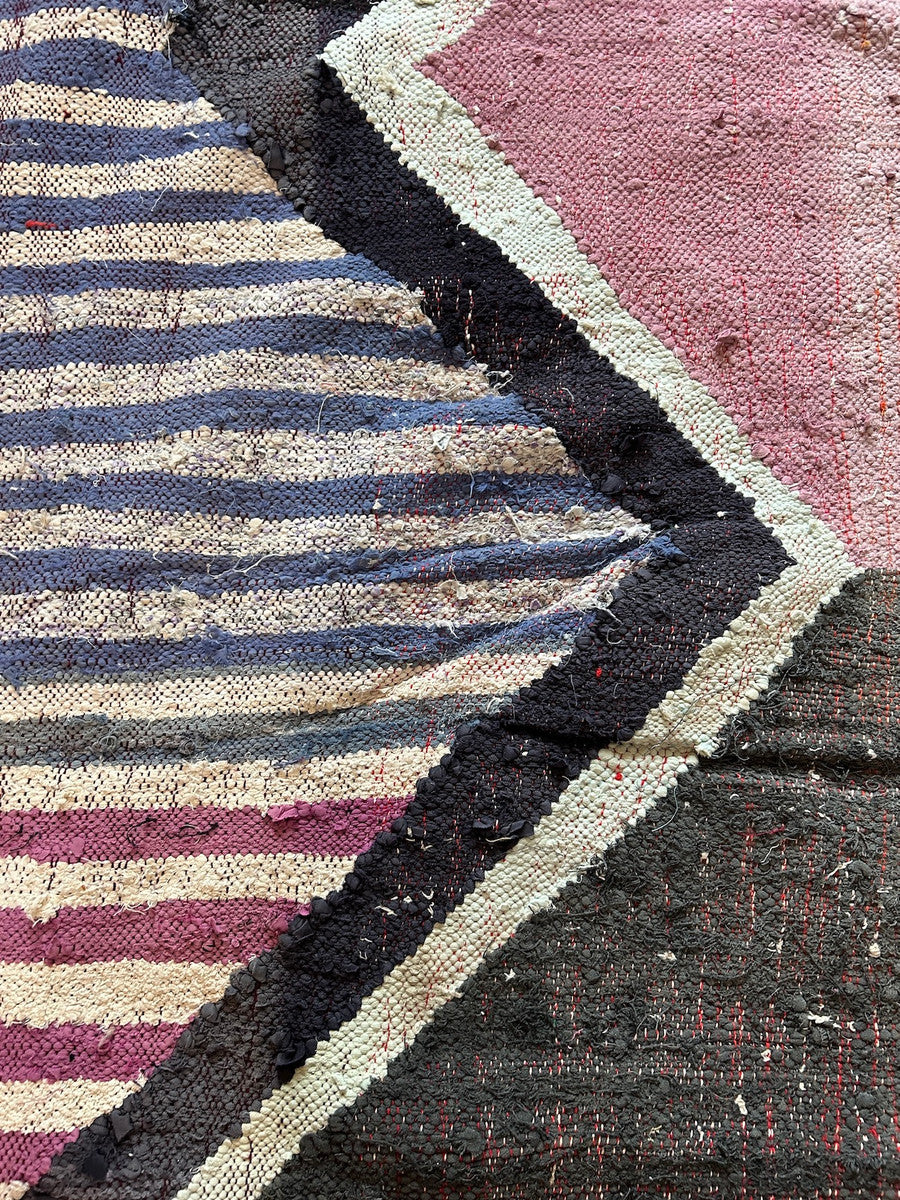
left=0, top=4, right=667, bottom=1192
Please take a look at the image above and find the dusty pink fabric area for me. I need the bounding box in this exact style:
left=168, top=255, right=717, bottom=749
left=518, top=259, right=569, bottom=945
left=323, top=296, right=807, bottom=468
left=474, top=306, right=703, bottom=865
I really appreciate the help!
left=423, top=0, right=900, bottom=565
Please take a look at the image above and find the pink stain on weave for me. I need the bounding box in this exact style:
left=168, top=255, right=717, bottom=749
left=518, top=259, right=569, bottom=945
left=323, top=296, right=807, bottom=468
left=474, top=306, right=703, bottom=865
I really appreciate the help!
left=423, top=0, right=900, bottom=565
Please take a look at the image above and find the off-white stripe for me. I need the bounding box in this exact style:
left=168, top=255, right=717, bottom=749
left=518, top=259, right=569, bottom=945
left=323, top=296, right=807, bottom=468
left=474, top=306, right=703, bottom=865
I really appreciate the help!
left=0, top=646, right=573, bottom=724
left=175, top=565, right=855, bottom=1200
left=0, top=504, right=636, bottom=558
left=0, top=744, right=449, bottom=814
left=0, top=575, right=582, bottom=643
left=0, top=219, right=346, bottom=272
left=0, top=145, right=275, bottom=198
left=0, top=960, right=239, bottom=1027
left=2, top=424, right=573, bottom=484
left=0, top=80, right=220, bottom=129
left=0, top=1079, right=141, bottom=1134
left=0, top=1182, right=27, bottom=1200
left=1, top=851, right=355, bottom=921
left=0, top=6, right=164, bottom=53
left=0, top=350, right=486, bottom=415
left=2, top=277, right=426, bottom=336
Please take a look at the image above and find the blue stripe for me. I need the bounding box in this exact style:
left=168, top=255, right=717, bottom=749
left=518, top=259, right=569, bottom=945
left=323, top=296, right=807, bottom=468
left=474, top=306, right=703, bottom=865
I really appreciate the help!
left=0, top=534, right=641, bottom=595
left=1, top=41, right=197, bottom=101
left=0, top=314, right=445, bottom=370
left=3, top=118, right=238, bottom=166
left=0, top=0, right=167, bottom=19
left=0, top=255, right=399, bottom=297
left=0, top=191, right=290, bottom=233
left=0, top=623, right=511, bottom=684
left=0, top=391, right=539, bottom=447
left=0, top=593, right=628, bottom=686
left=0, top=470, right=613, bottom=521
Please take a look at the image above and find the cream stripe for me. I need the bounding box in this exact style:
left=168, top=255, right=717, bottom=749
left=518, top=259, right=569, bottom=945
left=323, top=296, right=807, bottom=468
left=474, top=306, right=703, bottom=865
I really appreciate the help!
left=0, top=646, right=574, bottom=724
left=1, top=424, right=573, bottom=484
left=0, top=145, right=275, bottom=199
left=0, top=1182, right=28, bottom=1200
left=0, top=575, right=585, bottom=643
left=0, top=350, right=486, bottom=415
left=0, top=960, right=240, bottom=1027
left=0, top=1079, right=141, bottom=1135
left=175, top=565, right=855, bottom=1200
left=1, top=852, right=355, bottom=921
left=0, top=220, right=346, bottom=272
left=0, top=503, right=638, bottom=557
left=0, top=6, right=164, bottom=53
left=0, top=80, right=220, bottom=129
left=0, top=744, right=449, bottom=814
left=1, top=277, right=426, bottom=335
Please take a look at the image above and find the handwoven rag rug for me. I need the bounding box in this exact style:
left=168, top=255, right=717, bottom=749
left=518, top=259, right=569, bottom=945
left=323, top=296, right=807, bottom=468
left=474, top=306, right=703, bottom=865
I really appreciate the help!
left=0, top=0, right=898, bottom=1195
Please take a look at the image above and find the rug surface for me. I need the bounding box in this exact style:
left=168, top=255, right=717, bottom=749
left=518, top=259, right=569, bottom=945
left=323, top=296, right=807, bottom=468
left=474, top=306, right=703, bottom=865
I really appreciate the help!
left=0, top=0, right=897, bottom=1196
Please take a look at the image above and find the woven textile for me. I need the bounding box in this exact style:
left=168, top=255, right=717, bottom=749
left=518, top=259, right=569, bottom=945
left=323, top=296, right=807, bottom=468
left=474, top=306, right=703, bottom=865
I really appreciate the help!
left=1, top=0, right=898, bottom=1196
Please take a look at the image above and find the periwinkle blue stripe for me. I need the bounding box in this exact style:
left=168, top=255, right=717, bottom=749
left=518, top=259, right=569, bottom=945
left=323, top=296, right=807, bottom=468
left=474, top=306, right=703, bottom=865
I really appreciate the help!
left=0, top=470, right=614, bottom=521
left=0, top=623, right=505, bottom=685
left=0, top=254, right=399, bottom=297
left=0, top=534, right=641, bottom=595
left=0, top=601, right=607, bottom=687
left=0, top=391, right=538, bottom=448
left=0, top=191, right=290, bottom=233
left=2, top=118, right=238, bottom=166
left=0, top=41, right=197, bottom=100
left=0, top=313, right=445, bottom=370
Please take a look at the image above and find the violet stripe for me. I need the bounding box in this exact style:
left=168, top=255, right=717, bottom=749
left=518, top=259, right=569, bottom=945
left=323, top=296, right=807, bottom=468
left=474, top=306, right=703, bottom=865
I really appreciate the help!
left=0, top=1129, right=75, bottom=1182
left=0, top=1021, right=182, bottom=1084
left=0, top=795, right=407, bottom=863
left=0, top=897, right=304, bottom=965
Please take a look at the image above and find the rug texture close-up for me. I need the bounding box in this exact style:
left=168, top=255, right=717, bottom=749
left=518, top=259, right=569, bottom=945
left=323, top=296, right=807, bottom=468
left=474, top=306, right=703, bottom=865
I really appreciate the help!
left=0, top=0, right=898, bottom=1195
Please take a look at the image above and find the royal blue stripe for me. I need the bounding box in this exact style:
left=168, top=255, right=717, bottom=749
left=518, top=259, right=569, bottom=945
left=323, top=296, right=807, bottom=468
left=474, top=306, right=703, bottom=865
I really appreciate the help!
left=0, top=470, right=612, bottom=521
left=0, top=255, right=399, bottom=297
left=0, top=314, right=445, bottom=370
left=3, top=118, right=237, bottom=166
left=0, top=391, right=538, bottom=447
left=0, top=533, right=642, bottom=595
left=1, top=41, right=197, bottom=101
left=0, top=190, right=289, bottom=233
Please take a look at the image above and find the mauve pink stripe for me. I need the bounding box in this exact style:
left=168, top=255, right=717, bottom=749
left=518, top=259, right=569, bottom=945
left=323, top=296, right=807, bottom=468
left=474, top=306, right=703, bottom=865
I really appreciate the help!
left=0, top=1021, right=182, bottom=1084
left=0, top=1129, right=76, bottom=1185
left=0, top=795, right=408, bottom=863
left=0, top=896, right=302, bottom=964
